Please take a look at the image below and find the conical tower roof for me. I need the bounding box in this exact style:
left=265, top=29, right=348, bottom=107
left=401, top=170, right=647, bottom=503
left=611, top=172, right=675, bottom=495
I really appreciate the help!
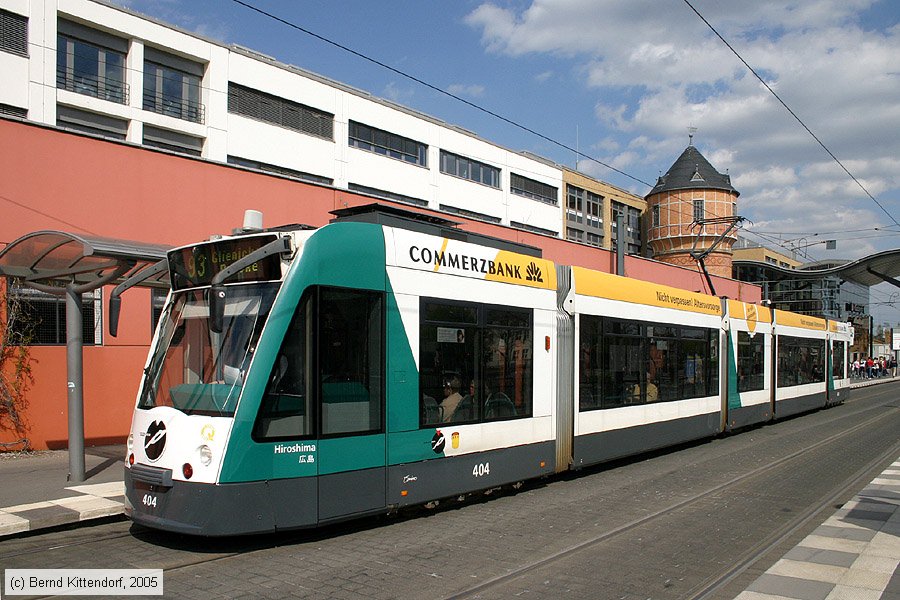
left=646, top=145, right=739, bottom=198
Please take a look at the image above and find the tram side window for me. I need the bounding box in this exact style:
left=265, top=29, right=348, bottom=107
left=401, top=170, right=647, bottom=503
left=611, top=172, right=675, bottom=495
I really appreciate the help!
left=319, top=289, right=383, bottom=436
left=483, top=307, right=532, bottom=420
left=579, top=316, right=718, bottom=411
left=254, top=287, right=384, bottom=441
left=832, top=341, right=846, bottom=379
left=598, top=318, right=643, bottom=408
left=254, top=294, right=314, bottom=440
left=419, top=299, right=532, bottom=426
left=737, top=331, right=765, bottom=392
left=777, top=335, right=826, bottom=387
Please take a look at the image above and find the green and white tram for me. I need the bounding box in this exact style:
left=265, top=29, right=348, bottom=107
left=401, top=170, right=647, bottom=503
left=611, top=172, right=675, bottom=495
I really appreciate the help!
left=123, top=208, right=852, bottom=536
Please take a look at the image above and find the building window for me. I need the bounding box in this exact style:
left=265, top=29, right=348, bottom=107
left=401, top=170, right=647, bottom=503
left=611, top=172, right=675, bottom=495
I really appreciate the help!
left=693, top=198, right=705, bottom=222
left=510, top=221, right=558, bottom=237
left=143, top=49, right=204, bottom=123
left=511, top=173, right=558, bottom=205
left=57, top=105, right=127, bottom=140
left=440, top=150, right=500, bottom=188
left=0, top=103, right=27, bottom=118
left=228, top=83, right=333, bottom=140
left=611, top=201, right=641, bottom=255
left=439, top=203, right=501, bottom=224
left=0, top=9, right=28, bottom=57
left=229, top=156, right=333, bottom=185
left=348, top=183, right=427, bottom=207
left=586, top=232, right=603, bottom=247
left=567, top=185, right=584, bottom=224
left=56, top=21, right=127, bottom=104
left=566, top=229, right=584, bottom=243
left=7, top=281, right=100, bottom=346
left=585, top=191, right=603, bottom=229
left=652, top=205, right=660, bottom=228
left=143, top=125, right=203, bottom=156
left=151, top=288, right=167, bottom=336
left=348, top=121, right=427, bottom=166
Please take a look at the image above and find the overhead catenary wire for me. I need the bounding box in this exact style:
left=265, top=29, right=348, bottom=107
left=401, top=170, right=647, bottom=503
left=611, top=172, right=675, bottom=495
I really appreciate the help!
left=682, top=0, right=900, bottom=230
left=228, top=0, right=653, bottom=188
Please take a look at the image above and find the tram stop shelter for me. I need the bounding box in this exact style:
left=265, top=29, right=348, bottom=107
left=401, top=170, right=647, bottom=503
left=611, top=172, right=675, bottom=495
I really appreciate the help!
left=0, top=231, right=171, bottom=482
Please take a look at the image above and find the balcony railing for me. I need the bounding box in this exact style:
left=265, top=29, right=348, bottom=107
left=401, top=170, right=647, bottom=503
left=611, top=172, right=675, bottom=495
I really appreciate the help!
left=143, top=94, right=205, bottom=124
left=56, top=67, right=129, bottom=105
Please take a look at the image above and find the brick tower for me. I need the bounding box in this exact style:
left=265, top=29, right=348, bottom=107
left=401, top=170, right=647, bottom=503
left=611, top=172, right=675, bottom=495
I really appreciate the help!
left=645, top=143, right=740, bottom=278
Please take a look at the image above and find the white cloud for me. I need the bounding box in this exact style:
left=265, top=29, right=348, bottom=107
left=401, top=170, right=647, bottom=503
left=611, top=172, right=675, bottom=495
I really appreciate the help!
left=466, top=0, right=900, bottom=260
left=447, top=83, right=486, bottom=98
left=383, top=81, right=415, bottom=104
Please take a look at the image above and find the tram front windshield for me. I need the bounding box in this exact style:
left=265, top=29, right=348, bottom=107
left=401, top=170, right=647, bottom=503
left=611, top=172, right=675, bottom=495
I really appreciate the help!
left=138, top=283, right=278, bottom=417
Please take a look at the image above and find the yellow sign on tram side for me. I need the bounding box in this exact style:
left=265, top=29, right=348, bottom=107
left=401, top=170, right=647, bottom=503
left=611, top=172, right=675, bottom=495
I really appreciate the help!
left=774, top=309, right=827, bottom=331
left=727, top=299, right=772, bottom=327
left=572, top=266, right=723, bottom=316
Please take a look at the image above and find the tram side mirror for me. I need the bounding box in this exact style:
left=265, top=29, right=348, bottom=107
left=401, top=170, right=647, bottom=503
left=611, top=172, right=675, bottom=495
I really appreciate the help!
left=209, top=285, right=226, bottom=334
left=109, top=296, right=121, bottom=338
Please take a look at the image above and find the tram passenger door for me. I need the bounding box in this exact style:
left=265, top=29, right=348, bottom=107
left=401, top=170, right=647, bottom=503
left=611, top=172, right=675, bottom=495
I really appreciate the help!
left=314, top=288, right=387, bottom=522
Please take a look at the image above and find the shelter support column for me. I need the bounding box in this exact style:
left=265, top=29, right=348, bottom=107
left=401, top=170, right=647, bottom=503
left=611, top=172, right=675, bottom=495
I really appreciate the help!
left=65, top=284, right=85, bottom=483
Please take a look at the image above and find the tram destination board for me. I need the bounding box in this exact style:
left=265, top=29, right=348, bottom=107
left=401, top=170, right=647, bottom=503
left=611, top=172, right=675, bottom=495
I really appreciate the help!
left=169, top=234, right=282, bottom=290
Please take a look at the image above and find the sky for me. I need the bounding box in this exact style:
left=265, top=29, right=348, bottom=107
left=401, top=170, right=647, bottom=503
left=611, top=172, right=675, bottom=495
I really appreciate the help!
left=116, top=0, right=900, bottom=325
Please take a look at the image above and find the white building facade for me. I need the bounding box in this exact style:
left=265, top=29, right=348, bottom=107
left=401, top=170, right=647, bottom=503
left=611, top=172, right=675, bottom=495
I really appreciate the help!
left=0, top=0, right=565, bottom=236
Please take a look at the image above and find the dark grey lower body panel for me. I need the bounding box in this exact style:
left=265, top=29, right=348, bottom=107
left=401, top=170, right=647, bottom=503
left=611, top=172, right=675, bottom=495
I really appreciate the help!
left=726, top=402, right=771, bottom=431
left=125, top=467, right=382, bottom=536
left=828, top=386, right=850, bottom=406
left=775, top=390, right=827, bottom=419
left=387, top=441, right=556, bottom=507
left=125, top=467, right=306, bottom=536
left=125, top=442, right=557, bottom=535
left=573, top=411, right=720, bottom=468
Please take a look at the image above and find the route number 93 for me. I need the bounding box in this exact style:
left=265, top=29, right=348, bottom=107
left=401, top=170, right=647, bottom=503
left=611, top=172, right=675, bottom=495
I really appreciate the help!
left=142, top=494, right=157, bottom=508
left=472, top=462, right=490, bottom=477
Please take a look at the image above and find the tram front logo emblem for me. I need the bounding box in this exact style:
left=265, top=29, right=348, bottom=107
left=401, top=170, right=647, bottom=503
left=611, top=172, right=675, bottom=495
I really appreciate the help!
left=144, top=420, right=167, bottom=462
left=431, top=431, right=445, bottom=454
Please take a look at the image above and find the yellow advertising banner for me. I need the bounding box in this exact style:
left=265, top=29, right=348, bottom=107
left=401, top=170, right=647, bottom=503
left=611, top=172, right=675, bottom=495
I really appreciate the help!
left=573, top=266, right=722, bottom=316
left=775, top=309, right=827, bottom=331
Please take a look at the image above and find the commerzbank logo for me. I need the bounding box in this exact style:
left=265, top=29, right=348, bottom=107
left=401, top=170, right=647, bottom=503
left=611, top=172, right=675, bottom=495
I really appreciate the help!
left=408, top=245, right=545, bottom=284
left=525, top=262, right=543, bottom=283
left=747, top=304, right=758, bottom=335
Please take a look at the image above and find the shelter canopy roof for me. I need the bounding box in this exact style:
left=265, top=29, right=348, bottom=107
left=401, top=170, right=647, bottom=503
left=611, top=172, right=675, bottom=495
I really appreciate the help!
left=0, top=230, right=171, bottom=288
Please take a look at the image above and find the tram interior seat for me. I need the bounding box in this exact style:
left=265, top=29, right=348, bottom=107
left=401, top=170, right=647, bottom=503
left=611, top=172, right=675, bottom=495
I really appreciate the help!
left=422, top=395, right=442, bottom=423
left=449, top=394, right=475, bottom=422
left=485, top=392, right=515, bottom=419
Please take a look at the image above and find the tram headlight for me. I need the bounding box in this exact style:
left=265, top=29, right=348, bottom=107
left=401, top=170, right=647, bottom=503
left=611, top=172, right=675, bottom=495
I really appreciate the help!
left=199, top=445, right=213, bottom=466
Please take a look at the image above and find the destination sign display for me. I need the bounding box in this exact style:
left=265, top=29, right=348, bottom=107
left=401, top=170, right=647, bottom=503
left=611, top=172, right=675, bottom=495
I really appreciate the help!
left=169, top=235, right=282, bottom=290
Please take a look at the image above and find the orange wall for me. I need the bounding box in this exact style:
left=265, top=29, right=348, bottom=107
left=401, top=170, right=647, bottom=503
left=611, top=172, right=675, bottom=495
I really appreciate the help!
left=0, top=119, right=759, bottom=449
